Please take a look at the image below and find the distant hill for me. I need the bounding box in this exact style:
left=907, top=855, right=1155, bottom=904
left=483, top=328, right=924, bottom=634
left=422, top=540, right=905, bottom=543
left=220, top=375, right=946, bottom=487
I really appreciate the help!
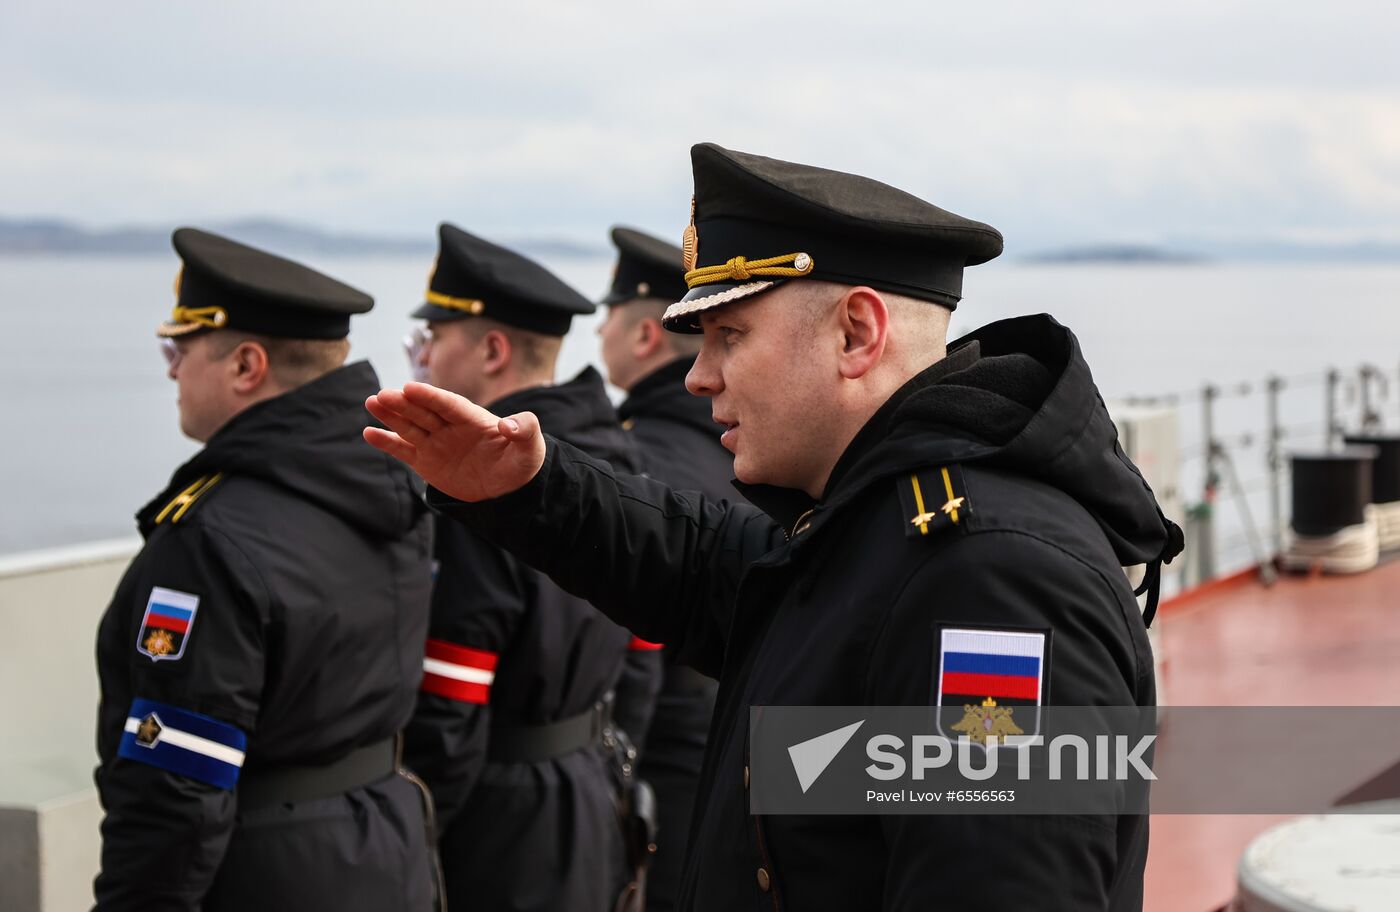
left=9, top=217, right=1398, bottom=264
left=1022, top=245, right=1207, bottom=265
left=0, top=217, right=604, bottom=259
left=1023, top=239, right=1400, bottom=264
left=1192, top=238, right=1400, bottom=263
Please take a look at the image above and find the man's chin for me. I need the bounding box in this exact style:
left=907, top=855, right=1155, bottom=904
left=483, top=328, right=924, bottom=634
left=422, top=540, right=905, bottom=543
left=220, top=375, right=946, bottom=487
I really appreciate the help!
left=731, top=454, right=774, bottom=488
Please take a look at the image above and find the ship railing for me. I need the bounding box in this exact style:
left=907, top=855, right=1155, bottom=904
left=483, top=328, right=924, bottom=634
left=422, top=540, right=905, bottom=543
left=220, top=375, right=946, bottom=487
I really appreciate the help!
left=1121, top=361, right=1398, bottom=589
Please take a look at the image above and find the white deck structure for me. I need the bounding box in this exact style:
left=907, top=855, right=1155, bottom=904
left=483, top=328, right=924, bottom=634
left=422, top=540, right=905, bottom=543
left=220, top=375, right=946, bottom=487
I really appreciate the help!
left=0, top=540, right=138, bottom=912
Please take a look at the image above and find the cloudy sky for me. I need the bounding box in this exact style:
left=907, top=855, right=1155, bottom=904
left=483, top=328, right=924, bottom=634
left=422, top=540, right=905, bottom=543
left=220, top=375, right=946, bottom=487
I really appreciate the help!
left=3, top=1, right=1398, bottom=253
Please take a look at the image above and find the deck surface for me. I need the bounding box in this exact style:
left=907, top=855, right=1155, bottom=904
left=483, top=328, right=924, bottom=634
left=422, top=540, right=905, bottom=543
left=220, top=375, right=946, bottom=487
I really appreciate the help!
left=1144, top=558, right=1400, bottom=912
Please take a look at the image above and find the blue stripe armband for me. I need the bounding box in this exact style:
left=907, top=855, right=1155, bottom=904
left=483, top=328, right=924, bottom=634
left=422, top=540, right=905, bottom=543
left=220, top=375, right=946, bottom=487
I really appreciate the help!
left=117, top=698, right=248, bottom=790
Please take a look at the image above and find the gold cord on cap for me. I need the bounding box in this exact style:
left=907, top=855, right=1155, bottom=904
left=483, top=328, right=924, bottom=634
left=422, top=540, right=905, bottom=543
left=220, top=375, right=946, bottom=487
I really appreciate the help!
left=169, top=305, right=229, bottom=329
left=424, top=289, right=486, bottom=315
left=684, top=252, right=814, bottom=289
left=163, top=268, right=227, bottom=334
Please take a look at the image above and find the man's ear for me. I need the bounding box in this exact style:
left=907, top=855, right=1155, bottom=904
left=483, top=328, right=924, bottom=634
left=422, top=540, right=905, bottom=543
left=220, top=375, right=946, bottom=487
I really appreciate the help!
left=836, top=287, right=889, bottom=380
left=231, top=341, right=272, bottom=394
left=482, top=329, right=512, bottom=376
left=635, top=316, right=666, bottom=360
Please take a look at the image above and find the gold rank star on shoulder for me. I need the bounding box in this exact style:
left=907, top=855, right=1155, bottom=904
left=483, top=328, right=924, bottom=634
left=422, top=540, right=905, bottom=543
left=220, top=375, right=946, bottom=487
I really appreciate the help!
left=910, top=496, right=965, bottom=527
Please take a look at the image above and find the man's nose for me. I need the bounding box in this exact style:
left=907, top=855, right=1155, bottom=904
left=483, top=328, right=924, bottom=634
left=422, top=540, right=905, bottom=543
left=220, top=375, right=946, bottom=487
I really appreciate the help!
left=686, top=346, right=721, bottom=398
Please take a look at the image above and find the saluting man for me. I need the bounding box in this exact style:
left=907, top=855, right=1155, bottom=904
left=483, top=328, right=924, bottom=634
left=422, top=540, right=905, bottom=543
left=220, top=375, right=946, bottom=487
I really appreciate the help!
left=401, top=224, right=648, bottom=912
left=94, top=229, right=436, bottom=911
left=596, top=225, right=738, bottom=912
left=367, top=145, right=1182, bottom=910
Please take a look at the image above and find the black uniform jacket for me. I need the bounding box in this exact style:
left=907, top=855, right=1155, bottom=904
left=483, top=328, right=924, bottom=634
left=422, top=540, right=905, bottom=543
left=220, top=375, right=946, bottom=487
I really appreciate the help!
left=94, top=361, right=435, bottom=912
left=619, top=356, right=737, bottom=504
left=618, top=356, right=734, bottom=911
left=436, top=315, right=1179, bottom=911
left=404, top=366, right=646, bottom=912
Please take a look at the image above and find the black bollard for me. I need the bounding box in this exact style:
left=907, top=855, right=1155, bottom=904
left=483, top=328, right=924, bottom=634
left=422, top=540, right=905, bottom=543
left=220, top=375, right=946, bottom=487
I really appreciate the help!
left=1289, top=448, right=1378, bottom=536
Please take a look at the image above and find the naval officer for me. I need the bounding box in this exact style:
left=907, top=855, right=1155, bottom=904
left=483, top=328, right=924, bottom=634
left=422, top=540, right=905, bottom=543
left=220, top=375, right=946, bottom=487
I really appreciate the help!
left=401, top=223, right=649, bottom=912
left=367, top=144, right=1182, bottom=910
left=95, top=229, right=436, bottom=911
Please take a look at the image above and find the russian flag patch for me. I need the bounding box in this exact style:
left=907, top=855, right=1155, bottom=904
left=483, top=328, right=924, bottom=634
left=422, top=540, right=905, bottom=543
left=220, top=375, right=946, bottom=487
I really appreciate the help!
left=136, top=587, right=200, bottom=662
left=936, top=626, right=1049, bottom=742
left=117, top=698, right=247, bottom=789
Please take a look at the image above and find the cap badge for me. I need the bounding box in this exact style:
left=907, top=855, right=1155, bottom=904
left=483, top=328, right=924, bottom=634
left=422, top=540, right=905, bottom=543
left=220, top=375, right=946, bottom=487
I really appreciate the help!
left=681, top=196, right=699, bottom=273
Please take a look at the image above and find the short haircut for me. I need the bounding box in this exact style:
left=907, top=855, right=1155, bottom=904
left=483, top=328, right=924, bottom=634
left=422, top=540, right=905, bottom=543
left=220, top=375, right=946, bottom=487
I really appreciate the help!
left=463, top=317, right=564, bottom=376
left=210, top=332, right=351, bottom=389
left=793, top=280, right=949, bottom=353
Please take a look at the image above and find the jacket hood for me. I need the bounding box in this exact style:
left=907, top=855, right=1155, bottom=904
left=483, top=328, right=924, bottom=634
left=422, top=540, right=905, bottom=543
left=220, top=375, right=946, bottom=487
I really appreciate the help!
left=140, top=361, right=425, bottom=539
left=493, top=366, right=640, bottom=473
left=749, top=314, right=1181, bottom=568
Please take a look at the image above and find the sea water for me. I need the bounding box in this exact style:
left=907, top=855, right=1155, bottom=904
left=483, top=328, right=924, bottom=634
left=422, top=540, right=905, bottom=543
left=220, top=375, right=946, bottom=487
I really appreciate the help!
left=2, top=254, right=1397, bottom=559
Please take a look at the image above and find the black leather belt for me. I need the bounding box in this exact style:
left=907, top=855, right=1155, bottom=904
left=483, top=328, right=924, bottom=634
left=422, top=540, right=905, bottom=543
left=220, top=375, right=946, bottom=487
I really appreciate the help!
left=666, top=664, right=717, bottom=696
left=489, top=697, right=613, bottom=764
left=238, top=735, right=400, bottom=811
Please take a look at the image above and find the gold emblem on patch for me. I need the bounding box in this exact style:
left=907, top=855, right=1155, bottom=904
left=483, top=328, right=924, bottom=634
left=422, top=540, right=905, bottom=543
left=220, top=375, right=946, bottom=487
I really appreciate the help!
left=136, top=713, right=163, bottom=746
left=681, top=196, right=698, bottom=272
left=143, top=629, right=175, bottom=657
left=942, top=496, right=965, bottom=515
left=950, top=697, right=1024, bottom=746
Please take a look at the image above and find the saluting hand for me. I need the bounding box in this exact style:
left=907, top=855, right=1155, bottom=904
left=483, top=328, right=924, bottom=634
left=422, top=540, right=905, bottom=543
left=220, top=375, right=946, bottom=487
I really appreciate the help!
left=364, top=382, right=546, bottom=503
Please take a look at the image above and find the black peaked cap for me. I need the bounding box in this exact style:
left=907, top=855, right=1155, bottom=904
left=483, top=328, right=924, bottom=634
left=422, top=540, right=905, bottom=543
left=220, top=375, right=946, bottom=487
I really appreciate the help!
left=664, top=143, right=1004, bottom=331
left=160, top=228, right=373, bottom=339
left=601, top=226, right=688, bottom=305
left=412, top=223, right=594, bottom=336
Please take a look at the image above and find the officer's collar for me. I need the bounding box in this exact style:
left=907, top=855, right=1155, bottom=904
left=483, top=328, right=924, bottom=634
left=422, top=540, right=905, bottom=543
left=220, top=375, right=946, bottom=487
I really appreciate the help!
left=731, top=482, right=817, bottom=535
left=618, top=356, right=693, bottom=422
left=733, top=339, right=982, bottom=533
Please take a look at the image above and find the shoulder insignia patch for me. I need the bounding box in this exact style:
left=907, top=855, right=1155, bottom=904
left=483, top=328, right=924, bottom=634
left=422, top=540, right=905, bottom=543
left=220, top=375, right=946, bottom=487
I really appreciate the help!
left=154, top=473, right=224, bottom=525
left=897, top=465, right=971, bottom=538
left=935, top=625, right=1049, bottom=743
left=137, top=586, right=200, bottom=662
